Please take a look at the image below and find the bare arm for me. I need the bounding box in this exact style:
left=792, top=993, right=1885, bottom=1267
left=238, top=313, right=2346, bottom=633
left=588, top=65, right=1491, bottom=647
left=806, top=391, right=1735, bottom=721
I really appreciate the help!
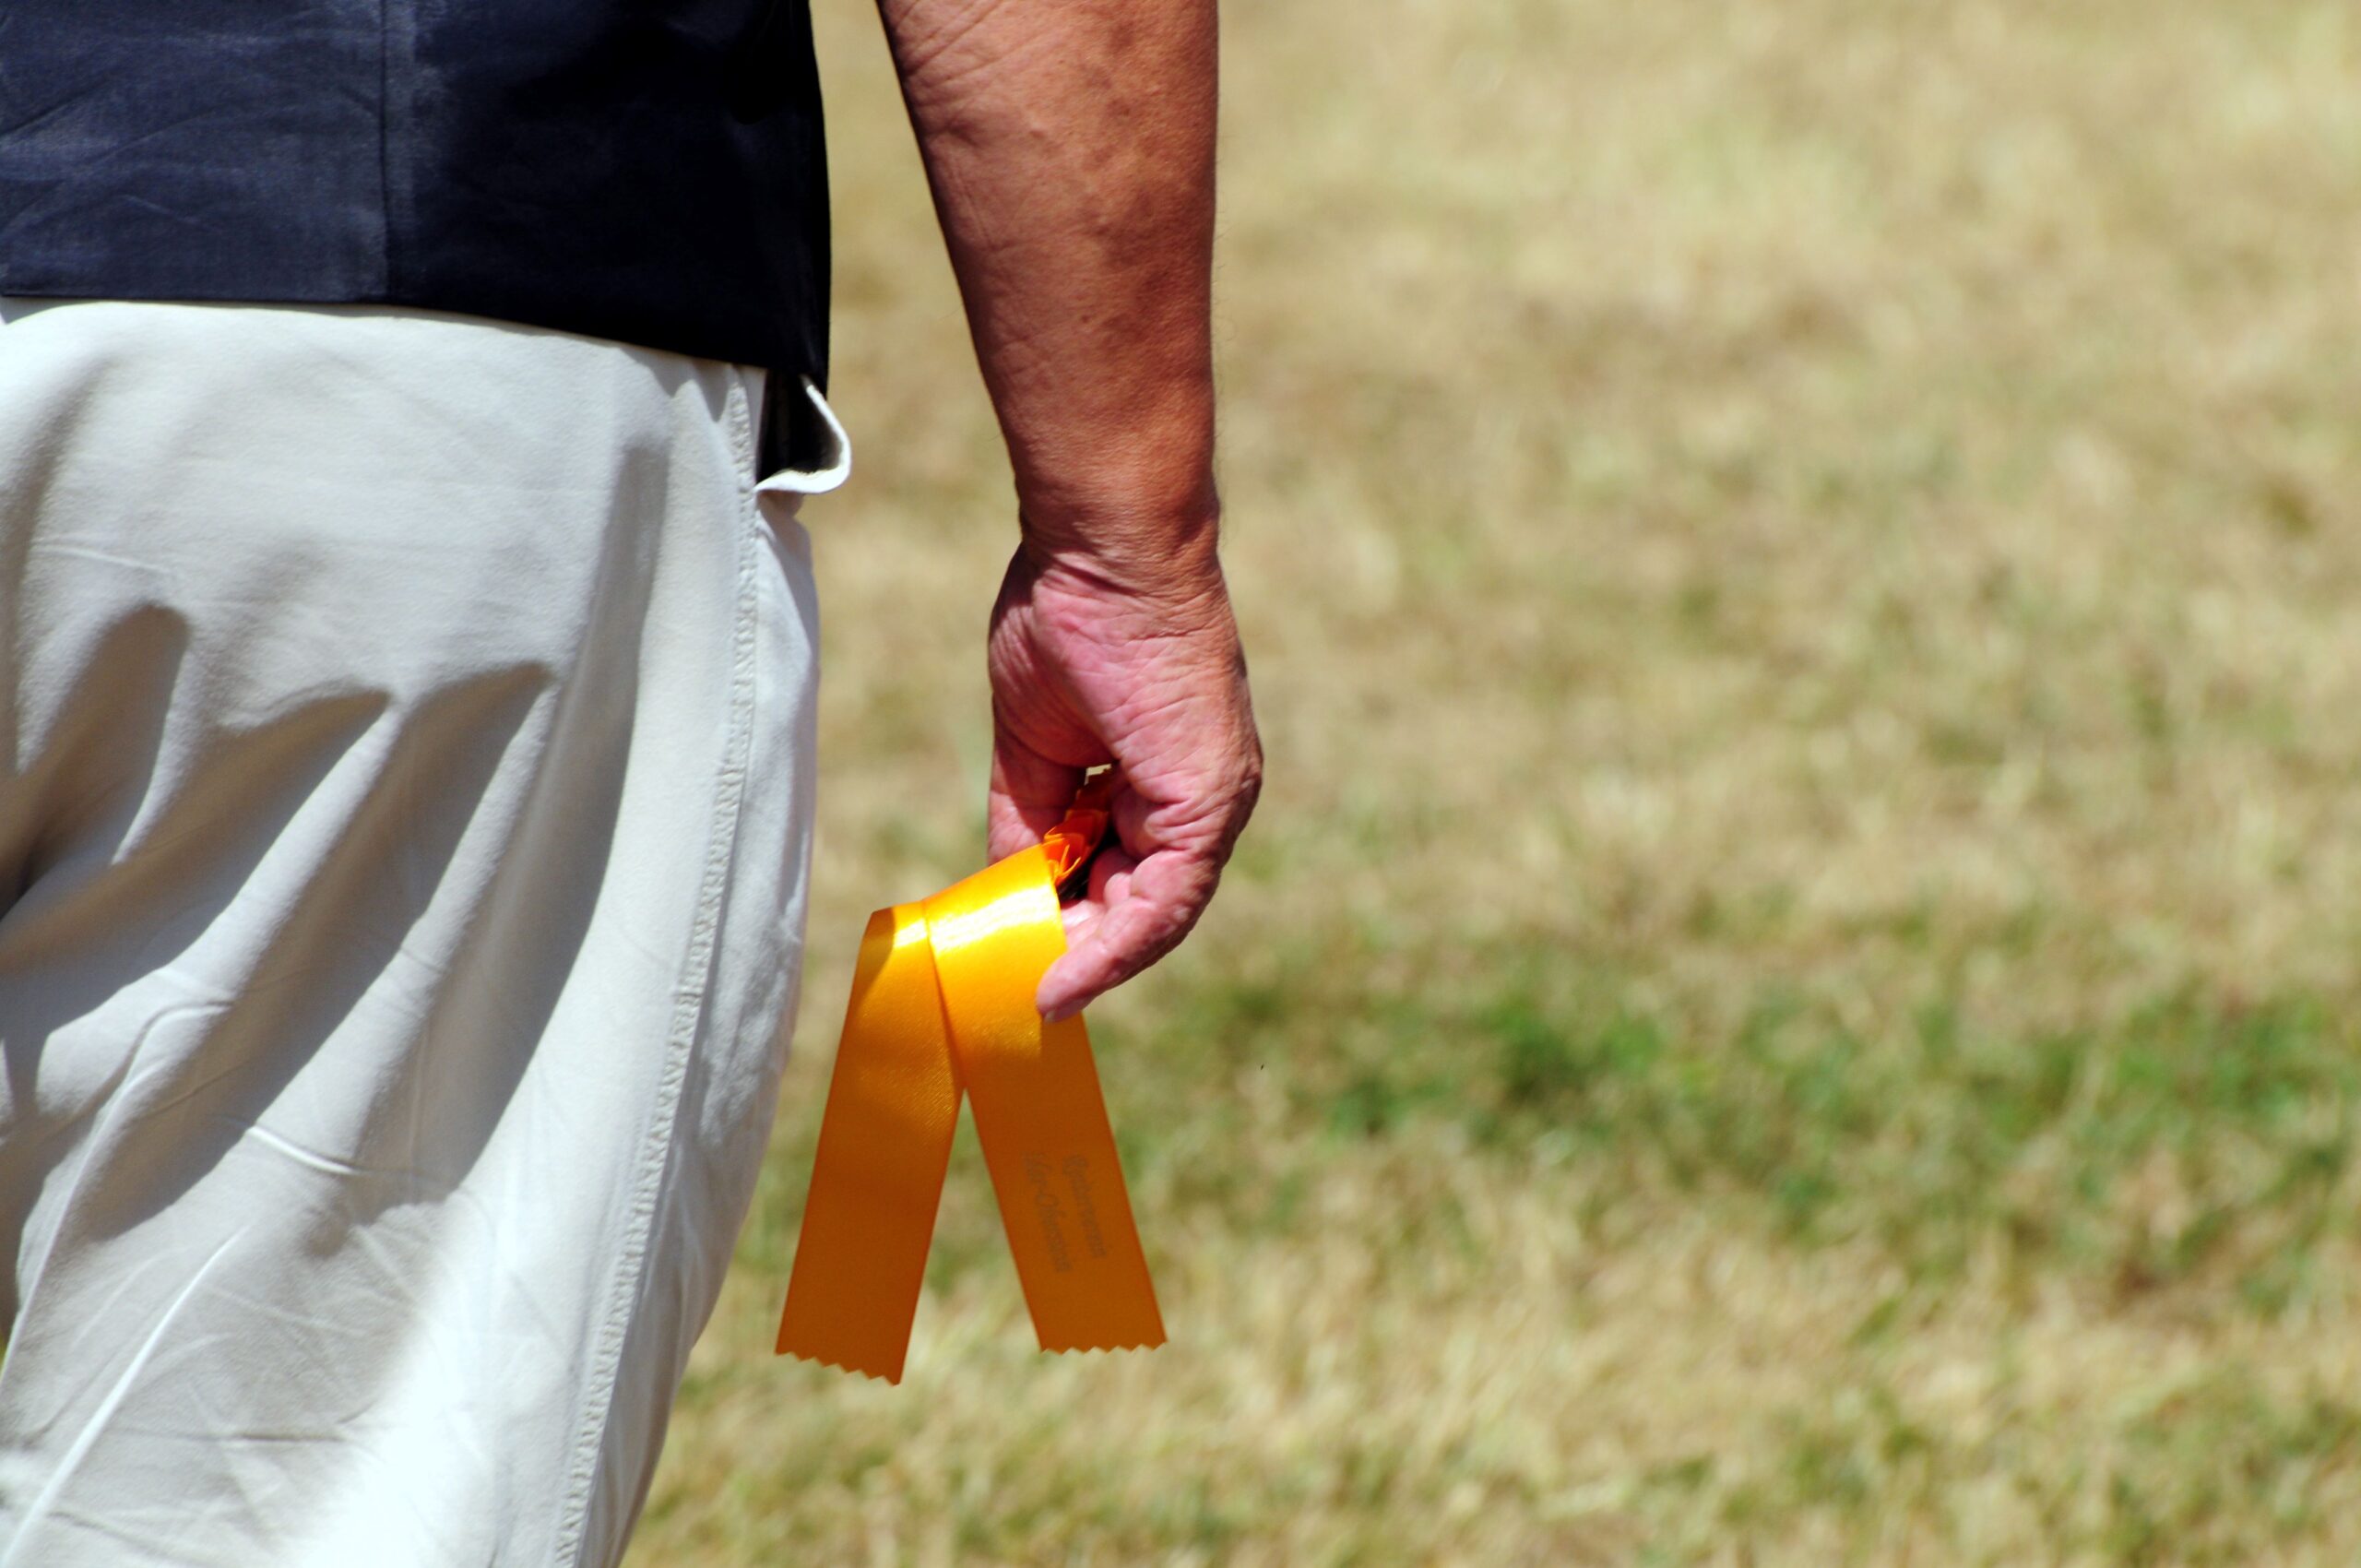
left=880, top=0, right=1261, bottom=1017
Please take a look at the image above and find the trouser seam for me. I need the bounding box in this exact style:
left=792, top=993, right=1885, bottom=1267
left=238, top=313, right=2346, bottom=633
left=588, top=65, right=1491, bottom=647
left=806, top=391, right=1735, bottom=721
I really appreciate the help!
left=549, top=382, right=764, bottom=1568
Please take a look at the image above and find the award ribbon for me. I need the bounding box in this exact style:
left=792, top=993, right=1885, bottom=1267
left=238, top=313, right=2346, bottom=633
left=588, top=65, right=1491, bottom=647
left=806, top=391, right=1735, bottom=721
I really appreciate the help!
left=776, top=776, right=1165, bottom=1382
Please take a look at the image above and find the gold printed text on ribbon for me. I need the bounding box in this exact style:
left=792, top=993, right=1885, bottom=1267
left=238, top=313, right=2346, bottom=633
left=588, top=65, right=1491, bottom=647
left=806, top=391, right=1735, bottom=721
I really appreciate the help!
left=776, top=784, right=1163, bottom=1382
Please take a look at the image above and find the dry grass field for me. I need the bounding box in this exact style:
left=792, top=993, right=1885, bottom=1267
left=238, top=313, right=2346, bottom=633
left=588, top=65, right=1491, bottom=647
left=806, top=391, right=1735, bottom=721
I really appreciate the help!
left=628, top=1, right=2361, bottom=1562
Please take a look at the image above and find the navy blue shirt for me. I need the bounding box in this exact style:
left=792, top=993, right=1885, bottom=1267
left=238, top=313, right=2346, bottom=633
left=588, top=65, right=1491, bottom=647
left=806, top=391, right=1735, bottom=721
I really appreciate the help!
left=0, top=0, right=831, bottom=472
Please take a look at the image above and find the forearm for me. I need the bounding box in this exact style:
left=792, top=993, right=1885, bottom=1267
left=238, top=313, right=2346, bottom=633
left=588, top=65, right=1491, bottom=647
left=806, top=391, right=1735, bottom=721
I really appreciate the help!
left=880, top=0, right=1220, bottom=586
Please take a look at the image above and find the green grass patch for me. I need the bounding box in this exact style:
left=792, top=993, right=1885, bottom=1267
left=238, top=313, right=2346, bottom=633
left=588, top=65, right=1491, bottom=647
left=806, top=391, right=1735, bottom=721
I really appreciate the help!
left=1119, top=944, right=2361, bottom=1305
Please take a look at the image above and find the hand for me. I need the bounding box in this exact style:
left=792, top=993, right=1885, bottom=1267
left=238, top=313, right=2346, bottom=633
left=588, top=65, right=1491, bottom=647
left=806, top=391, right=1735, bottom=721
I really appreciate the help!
left=986, top=537, right=1262, bottom=1020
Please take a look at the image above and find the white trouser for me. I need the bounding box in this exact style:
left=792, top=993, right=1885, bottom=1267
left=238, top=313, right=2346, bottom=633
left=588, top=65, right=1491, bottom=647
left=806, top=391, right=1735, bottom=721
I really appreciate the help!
left=0, top=298, right=836, bottom=1566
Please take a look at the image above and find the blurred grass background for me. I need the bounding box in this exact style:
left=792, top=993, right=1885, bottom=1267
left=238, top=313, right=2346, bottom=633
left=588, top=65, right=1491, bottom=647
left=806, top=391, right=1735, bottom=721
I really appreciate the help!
left=627, top=1, right=2361, bottom=1562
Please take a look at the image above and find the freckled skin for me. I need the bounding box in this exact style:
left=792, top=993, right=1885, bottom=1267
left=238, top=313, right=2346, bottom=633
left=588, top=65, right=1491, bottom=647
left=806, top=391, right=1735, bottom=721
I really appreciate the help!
left=882, top=0, right=1262, bottom=1018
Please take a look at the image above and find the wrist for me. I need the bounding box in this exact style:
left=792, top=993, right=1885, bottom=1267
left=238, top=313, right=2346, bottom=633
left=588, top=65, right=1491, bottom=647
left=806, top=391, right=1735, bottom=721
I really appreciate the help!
left=1003, top=370, right=1218, bottom=551
left=1017, top=489, right=1226, bottom=600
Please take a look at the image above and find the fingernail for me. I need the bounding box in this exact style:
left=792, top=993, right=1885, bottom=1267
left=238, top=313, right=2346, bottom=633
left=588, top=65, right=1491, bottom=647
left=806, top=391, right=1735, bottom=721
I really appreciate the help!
left=1041, top=1001, right=1080, bottom=1024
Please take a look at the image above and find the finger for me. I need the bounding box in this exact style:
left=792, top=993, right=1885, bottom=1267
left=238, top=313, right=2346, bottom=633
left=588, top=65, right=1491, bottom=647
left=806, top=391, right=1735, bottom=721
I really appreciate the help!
left=1058, top=847, right=1136, bottom=940
left=986, top=721, right=1085, bottom=862
left=1036, top=845, right=1221, bottom=1019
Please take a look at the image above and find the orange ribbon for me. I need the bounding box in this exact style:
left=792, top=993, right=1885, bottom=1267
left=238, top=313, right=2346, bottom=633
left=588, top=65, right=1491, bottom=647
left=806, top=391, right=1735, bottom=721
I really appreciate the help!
left=776, top=776, right=1164, bottom=1382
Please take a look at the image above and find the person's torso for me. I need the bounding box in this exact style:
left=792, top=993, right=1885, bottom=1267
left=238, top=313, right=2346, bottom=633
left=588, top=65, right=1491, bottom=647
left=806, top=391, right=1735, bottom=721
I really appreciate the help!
left=0, top=0, right=829, bottom=408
